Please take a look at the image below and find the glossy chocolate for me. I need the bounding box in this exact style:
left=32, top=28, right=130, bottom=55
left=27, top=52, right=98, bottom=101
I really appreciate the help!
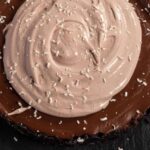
left=0, top=0, right=150, bottom=139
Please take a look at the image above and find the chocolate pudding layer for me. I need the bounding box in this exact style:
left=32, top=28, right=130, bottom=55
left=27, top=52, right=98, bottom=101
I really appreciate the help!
left=0, top=0, right=150, bottom=139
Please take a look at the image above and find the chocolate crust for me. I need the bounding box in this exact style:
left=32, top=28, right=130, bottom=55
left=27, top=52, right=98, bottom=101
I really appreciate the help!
left=0, top=108, right=149, bottom=145
left=0, top=0, right=150, bottom=140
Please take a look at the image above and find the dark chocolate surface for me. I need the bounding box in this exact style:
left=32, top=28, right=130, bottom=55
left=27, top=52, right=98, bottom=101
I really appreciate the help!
left=0, top=0, right=150, bottom=139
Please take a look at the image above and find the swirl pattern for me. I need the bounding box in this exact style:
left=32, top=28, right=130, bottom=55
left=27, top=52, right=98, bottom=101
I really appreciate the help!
left=4, top=0, right=142, bottom=117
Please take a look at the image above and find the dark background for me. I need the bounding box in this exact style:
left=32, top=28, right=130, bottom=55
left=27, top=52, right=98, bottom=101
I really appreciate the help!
left=1, top=115, right=150, bottom=150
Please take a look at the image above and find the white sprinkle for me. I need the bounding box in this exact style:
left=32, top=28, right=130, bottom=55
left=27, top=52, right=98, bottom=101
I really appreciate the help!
left=74, top=52, right=78, bottom=56
left=9, top=87, right=13, bottom=91
left=143, top=81, right=148, bottom=86
left=64, top=92, right=68, bottom=96
left=58, top=76, right=63, bottom=82
left=70, top=104, right=74, bottom=110
left=45, top=91, right=51, bottom=98
left=124, top=92, right=128, bottom=97
left=18, top=102, right=23, bottom=107
left=77, top=137, right=85, bottom=143
left=65, top=84, right=70, bottom=89
left=83, top=120, right=88, bottom=125
left=13, top=137, right=18, bottom=142
left=117, top=56, right=124, bottom=60
left=68, top=93, right=75, bottom=98
left=142, top=20, right=147, bottom=23
left=59, top=120, right=63, bottom=125
left=96, top=67, right=102, bottom=72
left=19, top=91, right=25, bottom=95
left=112, top=124, right=117, bottom=130
left=29, top=101, right=33, bottom=105
left=37, top=98, right=42, bottom=104
left=36, top=116, right=42, bottom=120
left=100, top=117, right=108, bottom=122
left=48, top=97, right=53, bottom=104
left=137, top=78, right=148, bottom=86
left=42, top=39, right=46, bottom=45
left=136, top=110, right=141, bottom=114
left=128, top=55, right=132, bottom=62
left=77, top=120, right=81, bottom=125
left=53, top=82, right=57, bottom=87
left=102, top=58, right=107, bottom=64
left=55, top=50, right=60, bottom=57
left=84, top=87, right=90, bottom=91
left=0, top=16, right=6, bottom=24
left=142, top=72, right=146, bottom=75
left=110, top=99, right=116, bottom=102
left=46, top=62, right=51, bottom=68
left=33, top=110, right=38, bottom=118
left=83, top=127, right=86, bottom=131
left=106, top=68, right=110, bottom=73
left=56, top=73, right=63, bottom=83
left=102, top=78, right=106, bottom=83
left=74, top=80, right=80, bottom=87
left=8, top=106, right=31, bottom=116
left=137, top=78, right=142, bottom=83
left=5, top=0, right=11, bottom=4
left=82, top=96, right=87, bottom=103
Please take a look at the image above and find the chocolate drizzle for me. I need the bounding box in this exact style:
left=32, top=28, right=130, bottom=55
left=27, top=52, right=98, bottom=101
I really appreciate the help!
left=0, top=0, right=150, bottom=139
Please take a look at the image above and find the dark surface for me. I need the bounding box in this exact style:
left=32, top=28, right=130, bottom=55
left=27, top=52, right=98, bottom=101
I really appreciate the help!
left=1, top=114, right=150, bottom=150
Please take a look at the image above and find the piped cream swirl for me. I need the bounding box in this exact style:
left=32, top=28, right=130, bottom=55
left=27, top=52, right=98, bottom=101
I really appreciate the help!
left=4, top=0, right=142, bottom=117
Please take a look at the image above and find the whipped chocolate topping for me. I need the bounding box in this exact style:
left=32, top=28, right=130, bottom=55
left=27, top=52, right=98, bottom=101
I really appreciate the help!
left=3, top=0, right=142, bottom=117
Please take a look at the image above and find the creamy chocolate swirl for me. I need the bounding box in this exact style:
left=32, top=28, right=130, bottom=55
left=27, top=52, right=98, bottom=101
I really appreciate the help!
left=3, top=0, right=142, bottom=117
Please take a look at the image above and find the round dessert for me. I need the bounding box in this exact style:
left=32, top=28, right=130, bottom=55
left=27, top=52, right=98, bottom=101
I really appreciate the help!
left=0, top=0, right=150, bottom=140
left=3, top=0, right=142, bottom=117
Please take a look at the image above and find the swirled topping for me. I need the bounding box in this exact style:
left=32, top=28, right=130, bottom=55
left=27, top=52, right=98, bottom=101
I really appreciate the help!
left=3, top=0, right=142, bottom=118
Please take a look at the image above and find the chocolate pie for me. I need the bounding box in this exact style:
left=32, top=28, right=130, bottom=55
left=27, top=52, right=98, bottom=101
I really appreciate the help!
left=0, top=0, right=150, bottom=141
